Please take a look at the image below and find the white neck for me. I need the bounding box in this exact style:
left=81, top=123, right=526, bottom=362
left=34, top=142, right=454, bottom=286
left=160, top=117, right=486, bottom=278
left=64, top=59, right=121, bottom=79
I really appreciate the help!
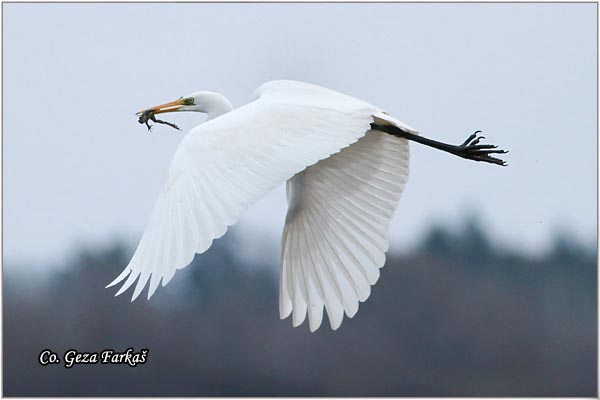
left=196, top=92, right=234, bottom=120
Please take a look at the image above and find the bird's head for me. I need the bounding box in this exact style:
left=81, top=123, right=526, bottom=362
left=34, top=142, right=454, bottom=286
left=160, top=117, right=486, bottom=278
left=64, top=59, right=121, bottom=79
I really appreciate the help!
left=136, top=91, right=234, bottom=120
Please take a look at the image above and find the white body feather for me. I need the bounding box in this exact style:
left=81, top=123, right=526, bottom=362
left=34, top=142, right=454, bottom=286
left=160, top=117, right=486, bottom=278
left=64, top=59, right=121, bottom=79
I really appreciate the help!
left=109, top=80, right=416, bottom=331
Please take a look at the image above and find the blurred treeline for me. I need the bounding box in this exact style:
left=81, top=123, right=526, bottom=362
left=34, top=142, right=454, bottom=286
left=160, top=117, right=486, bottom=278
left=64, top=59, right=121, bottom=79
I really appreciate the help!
left=3, top=218, right=597, bottom=396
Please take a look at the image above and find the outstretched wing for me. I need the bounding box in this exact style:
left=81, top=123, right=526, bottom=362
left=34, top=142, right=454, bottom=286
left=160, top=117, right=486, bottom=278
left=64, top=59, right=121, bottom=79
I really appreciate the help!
left=280, top=120, right=411, bottom=331
left=108, top=81, right=380, bottom=301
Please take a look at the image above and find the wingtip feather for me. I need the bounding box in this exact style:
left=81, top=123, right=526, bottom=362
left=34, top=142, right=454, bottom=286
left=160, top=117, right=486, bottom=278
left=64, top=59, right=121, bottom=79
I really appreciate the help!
left=106, top=267, right=131, bottom=288
left=114, top=271, right=140, bottom=297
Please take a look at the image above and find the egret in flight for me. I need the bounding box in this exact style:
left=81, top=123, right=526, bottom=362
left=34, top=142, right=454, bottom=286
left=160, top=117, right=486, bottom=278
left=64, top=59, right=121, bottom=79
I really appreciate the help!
left=108, top=80, right=507, bottom=332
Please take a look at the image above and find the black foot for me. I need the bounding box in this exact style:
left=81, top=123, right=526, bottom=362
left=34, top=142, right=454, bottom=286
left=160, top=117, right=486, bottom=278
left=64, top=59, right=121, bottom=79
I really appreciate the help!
left=455, top=131, right=508, bottom=166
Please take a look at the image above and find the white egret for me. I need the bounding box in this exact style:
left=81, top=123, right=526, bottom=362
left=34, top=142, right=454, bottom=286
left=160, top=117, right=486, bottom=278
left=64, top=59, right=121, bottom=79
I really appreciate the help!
left=108, top=80, right=507, bottom=332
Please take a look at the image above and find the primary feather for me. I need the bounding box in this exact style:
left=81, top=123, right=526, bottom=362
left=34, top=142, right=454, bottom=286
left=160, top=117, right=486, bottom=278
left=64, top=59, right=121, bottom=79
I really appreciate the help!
left=281, top=127, right=410, bottom=331
left=109, top=80, right=414, bottom=331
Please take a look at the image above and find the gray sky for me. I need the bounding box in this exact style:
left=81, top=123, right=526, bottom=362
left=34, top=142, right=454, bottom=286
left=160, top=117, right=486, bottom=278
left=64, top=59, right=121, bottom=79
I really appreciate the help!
left=4, top=3, right=597, bottom=271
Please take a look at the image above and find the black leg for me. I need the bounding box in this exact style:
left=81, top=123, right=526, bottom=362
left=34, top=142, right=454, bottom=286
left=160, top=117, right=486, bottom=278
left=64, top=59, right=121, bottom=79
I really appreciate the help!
left=138, top=110, right=181, bottom=132
left=152, top=118, right=181, bottom=131
left=371, top=123, right=508, bottom=166
left=139, top=110, right=154, bottom=131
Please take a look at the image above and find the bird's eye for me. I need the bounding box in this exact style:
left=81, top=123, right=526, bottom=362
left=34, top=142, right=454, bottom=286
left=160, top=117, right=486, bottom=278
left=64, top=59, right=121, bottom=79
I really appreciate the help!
left=184, top=97, right=194, bottom=105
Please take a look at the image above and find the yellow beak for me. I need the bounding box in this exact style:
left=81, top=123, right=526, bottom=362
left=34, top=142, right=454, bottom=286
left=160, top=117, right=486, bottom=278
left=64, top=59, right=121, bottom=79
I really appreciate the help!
left=136, top=98, right=185, bottom=116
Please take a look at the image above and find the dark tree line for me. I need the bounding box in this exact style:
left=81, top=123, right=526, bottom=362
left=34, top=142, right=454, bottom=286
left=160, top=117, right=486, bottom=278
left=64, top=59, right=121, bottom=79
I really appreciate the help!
left=4, top=219, right=596, bottom=396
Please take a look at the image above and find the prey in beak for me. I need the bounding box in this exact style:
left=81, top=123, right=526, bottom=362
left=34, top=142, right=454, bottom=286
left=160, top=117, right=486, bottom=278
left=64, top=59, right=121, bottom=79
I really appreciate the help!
left=136, top=99, right=184, bottom=132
